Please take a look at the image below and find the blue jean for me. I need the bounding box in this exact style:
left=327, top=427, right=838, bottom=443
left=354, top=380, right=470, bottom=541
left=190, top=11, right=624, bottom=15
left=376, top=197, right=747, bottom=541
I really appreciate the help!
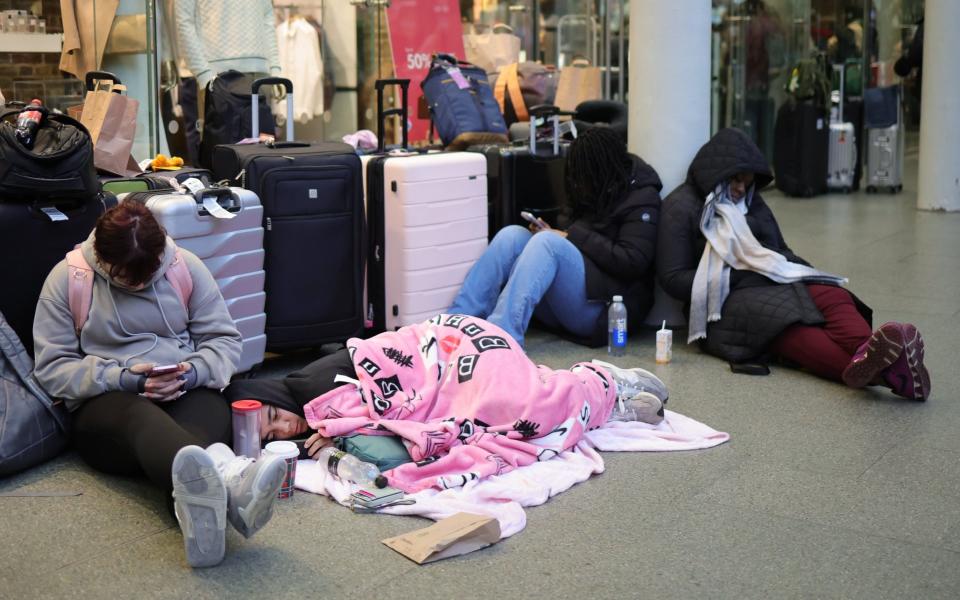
left=449, top=225, right=604, bottom=346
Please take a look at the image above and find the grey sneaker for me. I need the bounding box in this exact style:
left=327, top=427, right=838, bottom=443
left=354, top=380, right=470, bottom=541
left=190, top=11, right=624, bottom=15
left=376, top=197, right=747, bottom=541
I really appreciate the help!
left=609, top=391, right=665, bottom=425
left=211, top=445, right=286, bottom=539
left=591, top=359, right=669, bottom=404
left=172, top=446, right=227, bottom=568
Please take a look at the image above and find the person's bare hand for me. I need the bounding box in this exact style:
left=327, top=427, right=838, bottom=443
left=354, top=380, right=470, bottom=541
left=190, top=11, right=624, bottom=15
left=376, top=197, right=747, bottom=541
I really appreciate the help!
left=144, top=364, right=188, bottom=402
left=305, top=431, right=332, bottom=458
left=546, top=229, right=568, bottom=238
left=129, top=363, right=153, bottom=375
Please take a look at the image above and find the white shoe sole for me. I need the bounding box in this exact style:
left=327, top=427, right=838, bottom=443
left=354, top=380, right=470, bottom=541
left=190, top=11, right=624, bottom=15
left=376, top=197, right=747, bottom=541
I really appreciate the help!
left=172, top=446, right=227, bottom=568
left=233, top=454, right=286, bottom=539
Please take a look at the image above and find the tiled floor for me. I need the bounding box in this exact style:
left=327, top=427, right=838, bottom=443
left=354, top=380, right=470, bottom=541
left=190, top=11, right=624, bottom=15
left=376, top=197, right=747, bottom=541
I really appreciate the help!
left=3, top=150, right=958, bottom=598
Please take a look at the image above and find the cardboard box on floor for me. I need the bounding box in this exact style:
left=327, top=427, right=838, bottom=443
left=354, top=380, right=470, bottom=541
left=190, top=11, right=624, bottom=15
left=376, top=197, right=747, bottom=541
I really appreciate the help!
left=382, top=512, right=501, bottom=564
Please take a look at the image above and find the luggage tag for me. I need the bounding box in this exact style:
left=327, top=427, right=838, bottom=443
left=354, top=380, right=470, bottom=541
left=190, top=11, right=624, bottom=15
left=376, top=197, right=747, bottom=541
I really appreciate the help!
left=39, top=206, right=69, bottom=222
left=443, top=65, right=471, bottom=90
left=189, top=180, right=237, bottom=220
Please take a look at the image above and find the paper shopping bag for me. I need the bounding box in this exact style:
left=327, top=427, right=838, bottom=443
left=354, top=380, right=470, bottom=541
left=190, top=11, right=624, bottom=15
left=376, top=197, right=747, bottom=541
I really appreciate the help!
left=555, top=62, right=602, bottom=113
left=78, top=80, right=140, bottom=176
left=463, top=25, right=522, bottom=75
left=382, top=512, right=501, bottom=564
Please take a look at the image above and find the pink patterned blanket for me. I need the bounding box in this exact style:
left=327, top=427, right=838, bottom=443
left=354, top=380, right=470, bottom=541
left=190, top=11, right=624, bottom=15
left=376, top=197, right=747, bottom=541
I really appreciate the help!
left=302, top=315, right=616, bottom=492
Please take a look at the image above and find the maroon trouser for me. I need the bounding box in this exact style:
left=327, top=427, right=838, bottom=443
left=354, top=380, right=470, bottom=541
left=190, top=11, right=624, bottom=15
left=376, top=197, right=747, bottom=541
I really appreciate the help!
left=769, top=284, right=872, bottom=382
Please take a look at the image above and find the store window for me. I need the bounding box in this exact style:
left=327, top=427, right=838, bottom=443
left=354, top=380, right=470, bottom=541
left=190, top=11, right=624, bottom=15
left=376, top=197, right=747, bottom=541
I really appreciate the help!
left=712, top=0, right=925, bottom=162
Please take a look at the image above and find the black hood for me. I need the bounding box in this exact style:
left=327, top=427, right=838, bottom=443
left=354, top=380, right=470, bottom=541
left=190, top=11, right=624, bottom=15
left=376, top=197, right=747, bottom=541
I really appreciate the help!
left=685, top=128, right=773, bottom=196
left=628, top=153, right=663, bottom=193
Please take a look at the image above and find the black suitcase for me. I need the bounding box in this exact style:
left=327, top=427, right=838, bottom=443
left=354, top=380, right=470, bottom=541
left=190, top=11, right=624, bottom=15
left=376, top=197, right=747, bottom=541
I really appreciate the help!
left=211, top=77, right=365, bottom=350
left=773, top=101, right=829, bottom=197
left=0, top=194, right=110, bottom=355
left=468, top=105, right=569, bottom=237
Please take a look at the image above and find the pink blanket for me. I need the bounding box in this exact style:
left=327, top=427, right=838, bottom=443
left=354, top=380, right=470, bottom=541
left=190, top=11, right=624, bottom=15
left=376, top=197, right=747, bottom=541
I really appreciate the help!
left=303, top=315, right=616, bottom=492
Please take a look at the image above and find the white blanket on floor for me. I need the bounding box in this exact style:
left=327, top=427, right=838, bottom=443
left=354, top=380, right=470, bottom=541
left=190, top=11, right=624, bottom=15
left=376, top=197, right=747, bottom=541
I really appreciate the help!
left=294, top=409, right=729, bottom=539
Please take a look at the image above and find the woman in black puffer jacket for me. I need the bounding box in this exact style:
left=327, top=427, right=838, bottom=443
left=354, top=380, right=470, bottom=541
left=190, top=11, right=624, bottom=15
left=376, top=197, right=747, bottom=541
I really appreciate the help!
left=657, top=128, right=930, bottom=401
left=450, top=127, right=662, bottom=347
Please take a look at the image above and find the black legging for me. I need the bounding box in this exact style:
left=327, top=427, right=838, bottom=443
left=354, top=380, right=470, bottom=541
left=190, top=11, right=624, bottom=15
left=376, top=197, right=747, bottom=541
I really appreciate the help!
left=72, top=389, right=231, bottom=492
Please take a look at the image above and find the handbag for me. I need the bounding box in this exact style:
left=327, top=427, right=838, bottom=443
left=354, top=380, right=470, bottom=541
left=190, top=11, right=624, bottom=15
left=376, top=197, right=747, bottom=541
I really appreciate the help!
left=0, top=310, right=70, bottom=477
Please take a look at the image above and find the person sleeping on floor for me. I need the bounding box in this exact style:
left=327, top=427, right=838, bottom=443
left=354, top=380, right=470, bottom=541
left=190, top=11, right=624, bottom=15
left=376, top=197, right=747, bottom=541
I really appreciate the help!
left=225, top=314, right=669, bottom=493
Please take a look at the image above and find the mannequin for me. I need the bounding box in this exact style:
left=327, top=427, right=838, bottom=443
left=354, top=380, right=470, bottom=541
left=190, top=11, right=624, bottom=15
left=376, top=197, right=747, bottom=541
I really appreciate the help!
left=174, top=0, right=281, bottom=88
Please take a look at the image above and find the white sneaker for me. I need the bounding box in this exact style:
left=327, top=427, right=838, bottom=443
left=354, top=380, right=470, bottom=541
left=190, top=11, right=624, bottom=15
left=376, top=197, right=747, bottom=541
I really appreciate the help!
left=206, top=443, right=286, bottom=539
left=172, top=446, right=227, bottom=568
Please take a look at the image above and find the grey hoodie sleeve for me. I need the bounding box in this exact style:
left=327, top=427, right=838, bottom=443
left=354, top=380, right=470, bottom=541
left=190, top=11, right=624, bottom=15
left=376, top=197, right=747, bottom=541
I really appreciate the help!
left=32, top=261, right=127, bottom=402
left=180, top=252, right=242, bottom=388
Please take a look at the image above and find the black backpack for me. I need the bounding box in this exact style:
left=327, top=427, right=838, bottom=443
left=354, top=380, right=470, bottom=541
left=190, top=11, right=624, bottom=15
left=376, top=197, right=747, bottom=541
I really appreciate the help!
left=199, top=70, right=276, bottom=168
left=0, top=107, right=99, bottom=202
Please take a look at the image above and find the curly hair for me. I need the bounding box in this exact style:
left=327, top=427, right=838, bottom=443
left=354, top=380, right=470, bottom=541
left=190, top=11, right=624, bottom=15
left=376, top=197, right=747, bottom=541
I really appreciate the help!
left=564, top=126, right=631, bottom=220
left=93, top=202, right=167, bottom=287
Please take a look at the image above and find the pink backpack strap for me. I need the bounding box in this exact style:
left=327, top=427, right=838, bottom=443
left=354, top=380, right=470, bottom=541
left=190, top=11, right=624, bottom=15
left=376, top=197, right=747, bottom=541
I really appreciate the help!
left=165, top=249, right=193, bottom=310
left=65, top=248, right=94, bottom=336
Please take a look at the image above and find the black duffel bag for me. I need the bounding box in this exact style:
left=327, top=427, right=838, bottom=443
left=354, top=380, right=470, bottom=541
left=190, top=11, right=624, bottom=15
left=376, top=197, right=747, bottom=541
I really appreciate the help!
left=0, top=107, right=99, bottom=202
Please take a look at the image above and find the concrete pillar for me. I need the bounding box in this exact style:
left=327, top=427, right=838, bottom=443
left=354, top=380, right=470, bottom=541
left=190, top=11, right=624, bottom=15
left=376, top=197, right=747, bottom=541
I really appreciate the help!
left=627, top=0, right=712, bottom=194
left=629, top=0, right=711, bottom=326
left=917, top=0, right=960, bottom=211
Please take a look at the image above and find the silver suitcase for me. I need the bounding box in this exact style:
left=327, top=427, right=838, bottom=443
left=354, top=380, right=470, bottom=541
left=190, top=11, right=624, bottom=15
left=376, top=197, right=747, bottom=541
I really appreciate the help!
left=827, top=64, right=857, bottom=193
left=865, top=124, right=904, bottom=193
left=865, top=86, right=904, bottom=193
left=828, top=122, right=857, bottom=192
left=124, top=187, right=267, bottom=373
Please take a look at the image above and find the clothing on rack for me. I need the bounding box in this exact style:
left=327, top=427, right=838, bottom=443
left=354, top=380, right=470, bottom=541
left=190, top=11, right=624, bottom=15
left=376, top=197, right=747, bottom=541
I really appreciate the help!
left=276, top=16, right=324, bottom=123
left=59, top=0, right=120, bottom=79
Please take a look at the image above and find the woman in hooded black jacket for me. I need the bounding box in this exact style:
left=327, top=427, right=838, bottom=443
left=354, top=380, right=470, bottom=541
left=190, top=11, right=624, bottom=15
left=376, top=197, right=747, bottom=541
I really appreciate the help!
left=657, top=128, right=930, bottom=401
left=449, top=127, right=662, bottom=347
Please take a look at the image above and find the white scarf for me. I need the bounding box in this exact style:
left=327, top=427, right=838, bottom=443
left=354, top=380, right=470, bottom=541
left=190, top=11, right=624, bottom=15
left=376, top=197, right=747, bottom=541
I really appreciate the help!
left=687, top=183, right=848, bottom=343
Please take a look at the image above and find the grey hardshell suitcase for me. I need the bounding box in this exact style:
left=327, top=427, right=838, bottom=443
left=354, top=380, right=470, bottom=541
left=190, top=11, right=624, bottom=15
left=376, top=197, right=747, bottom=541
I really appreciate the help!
left=828, top=64, right=857, bottom=193
left=865, top=85, right=904, bottom=193
left=125, top=186, right=266, bottom=373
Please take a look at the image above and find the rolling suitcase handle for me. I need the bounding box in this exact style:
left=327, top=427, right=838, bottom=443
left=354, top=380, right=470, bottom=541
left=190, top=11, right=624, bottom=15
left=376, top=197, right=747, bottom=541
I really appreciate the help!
left=528, top=104, right=561, bottom=156
left=251, top=77, right=295, bottom=141
left=375, top=79, right=410, bottom=153
left=832, top=64, right=845, bottom=125
left=85, top=71, right=123, bottom=93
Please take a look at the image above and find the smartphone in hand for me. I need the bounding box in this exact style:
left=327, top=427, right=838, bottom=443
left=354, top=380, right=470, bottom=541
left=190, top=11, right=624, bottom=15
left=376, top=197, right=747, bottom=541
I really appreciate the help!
left=520, top=211, right=547, bottom=230
left=148, top=364, right=181, bottom=377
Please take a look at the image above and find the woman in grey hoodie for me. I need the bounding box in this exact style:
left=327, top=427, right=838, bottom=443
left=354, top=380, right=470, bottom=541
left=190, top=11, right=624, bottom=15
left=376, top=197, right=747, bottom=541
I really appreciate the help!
left=33, top=202, right=284, bottom=568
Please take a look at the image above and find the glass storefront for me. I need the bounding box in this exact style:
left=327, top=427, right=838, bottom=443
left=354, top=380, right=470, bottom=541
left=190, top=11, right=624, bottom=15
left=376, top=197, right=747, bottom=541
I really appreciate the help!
left=712, top=0, right=925, bottom=162
left=0, top=0, right=924, bottom=162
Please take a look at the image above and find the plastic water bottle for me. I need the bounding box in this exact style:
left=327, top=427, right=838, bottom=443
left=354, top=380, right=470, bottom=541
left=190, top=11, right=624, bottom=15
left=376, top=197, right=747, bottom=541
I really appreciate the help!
left=608, top=295, right=627, bottom=357
left=318, top=447, right=386, bottom=488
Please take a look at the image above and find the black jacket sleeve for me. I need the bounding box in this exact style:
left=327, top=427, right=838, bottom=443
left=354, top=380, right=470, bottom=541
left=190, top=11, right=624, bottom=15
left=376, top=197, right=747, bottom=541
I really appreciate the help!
left=566, top=187, right=659, bottom=281
left=656, top=194, right=700, bottom=302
